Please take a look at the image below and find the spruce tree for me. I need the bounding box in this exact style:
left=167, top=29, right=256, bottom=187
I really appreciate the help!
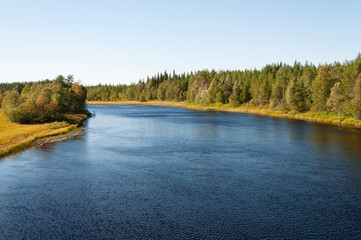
left=286, top=79, right=308, bottom=112
left=327, top=82, right=344, bottom=118
left=311, top=67, right=332, bottom=111
left=229, top=82, right=240, bottom=107
left=353, top=73, right=361, bottom=119
left=270, top=81, right=283, bottom=109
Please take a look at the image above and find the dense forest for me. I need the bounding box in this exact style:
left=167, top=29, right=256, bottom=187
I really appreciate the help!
left=0, top=75, right=88, bottom=123
left=1, top=54, right=361, bottom=122
left=86, top=54, right=361, bottom=119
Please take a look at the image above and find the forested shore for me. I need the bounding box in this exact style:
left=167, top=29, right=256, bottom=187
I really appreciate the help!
left=0, top=75, right=89, bottom=123
left=1, top=55, right=361, bottom=126
left=0, top=75, right=89, bottom=158
left=86, top=54, right=361, bottom=122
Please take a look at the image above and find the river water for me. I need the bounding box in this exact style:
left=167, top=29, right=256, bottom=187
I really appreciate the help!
left=1, top=105, right=361, bottom=239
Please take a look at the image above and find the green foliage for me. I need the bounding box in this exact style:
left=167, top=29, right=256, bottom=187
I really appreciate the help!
left=286, top=78, right=309, bottom=112
left=1, top=75, right=88, bottom=123
left=327, top=82, right=345, bottom=118
left=139, top=92, right=146, bottom=102
left=270, top=81, right=283, bottom=109
left=354, top=73, right=361, bottom=119
left=229, top=83, right=241, bottom=107
left=215, top=91, right=224, bottom=103
left=21, top=84, right=30, bottom=95
left=311, top=67, right=333, bottom=111
left=257, top=80, right=271, bottom=106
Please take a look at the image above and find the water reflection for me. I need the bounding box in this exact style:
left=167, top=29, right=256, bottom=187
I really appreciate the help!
left=309, top=124, right=361, bottom=168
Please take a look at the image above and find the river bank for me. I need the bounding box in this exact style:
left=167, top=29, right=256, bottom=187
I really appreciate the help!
left=0, top=110, right=87, bottom=159
left=87, top=101, right=361, bottom=128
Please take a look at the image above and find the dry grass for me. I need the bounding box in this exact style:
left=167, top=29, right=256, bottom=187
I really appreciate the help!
left=65, top=113, right=88, bottom=122
left=87, top=101, right=361, bottom=128
left=0, top=110, right=83, bottom=159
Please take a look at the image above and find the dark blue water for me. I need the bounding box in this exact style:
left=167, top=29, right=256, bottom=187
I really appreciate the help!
left=1, top=105, right=361, bottom=239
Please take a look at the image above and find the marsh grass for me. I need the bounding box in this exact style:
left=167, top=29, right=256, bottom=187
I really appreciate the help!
left=87, top=101, right=361, bottom=128
left=0, top=110, right=85, bottom=159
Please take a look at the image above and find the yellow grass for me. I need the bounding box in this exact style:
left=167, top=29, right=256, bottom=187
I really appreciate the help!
left=87, top=101, right=361, bottom=128
left=0, top=110, right=83, bottom=159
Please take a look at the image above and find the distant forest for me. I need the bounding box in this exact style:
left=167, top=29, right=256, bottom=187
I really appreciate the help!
left=1, top=54, right=361, bottom=120
left=86, top=54, right=361, bottom=119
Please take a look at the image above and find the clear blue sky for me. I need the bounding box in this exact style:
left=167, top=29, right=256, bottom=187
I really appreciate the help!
left=1, top=0, right=360, bottom=85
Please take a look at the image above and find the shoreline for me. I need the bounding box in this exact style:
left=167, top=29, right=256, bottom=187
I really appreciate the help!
left=87, top=101, right=361, bottom=129
left=0, top=112, right=88, bottom=160
left=33, top=126, right=85, bottom=147
left=0, top=125, right=82, bottom=160
left=1, top=126, right=86, bottom=160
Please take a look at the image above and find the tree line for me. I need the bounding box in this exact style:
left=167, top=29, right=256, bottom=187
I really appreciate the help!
left=0, top=75, right=88, bottom=123
left=86, top=54, right=361, bottom=119
left=1, top=54, right=360, bottom=122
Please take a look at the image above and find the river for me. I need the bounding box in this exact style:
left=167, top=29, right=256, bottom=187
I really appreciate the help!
left=1, top=105, right=361, bottom=239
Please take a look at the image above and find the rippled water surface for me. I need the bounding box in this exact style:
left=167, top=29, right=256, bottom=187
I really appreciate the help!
left=1, top=105, right=361, bottom=239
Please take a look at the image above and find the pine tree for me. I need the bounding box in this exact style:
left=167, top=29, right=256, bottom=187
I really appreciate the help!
left=21, top=84, right=30, bottom=96
left=258, top=80, right=271, bottom=106
left=311, top=67, right=332, bottom=111
left=294, top=80, right=309, bottom=112
left=270, top=81, right=283, bottom=109
left=239, top=81, right=251, bottom=104
left=326, top=82, right=344, bottom=118
left=215, top=91, right=224, bottom=103
left=353, top=73, right=361, bottom=119
left=229, top=82, right=240, bottom=107
left=286, top=79, right=308, bottom=112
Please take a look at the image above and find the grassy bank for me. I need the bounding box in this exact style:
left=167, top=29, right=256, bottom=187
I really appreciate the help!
left=87, top=101, right=361, bottom=128
left=0, top=110, right=87, bottom=159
